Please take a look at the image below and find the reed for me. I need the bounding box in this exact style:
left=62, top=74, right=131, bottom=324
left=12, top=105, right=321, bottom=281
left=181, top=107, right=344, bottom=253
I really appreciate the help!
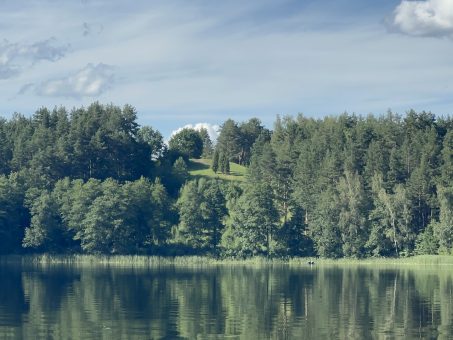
left=288, top=255, right=453, bottom=266
left=2, top=254, right=453, bottom=267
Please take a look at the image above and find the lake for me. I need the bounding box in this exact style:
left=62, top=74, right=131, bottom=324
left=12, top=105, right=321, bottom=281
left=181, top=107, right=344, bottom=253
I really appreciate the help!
left=1, top=262, right=452, bottom=339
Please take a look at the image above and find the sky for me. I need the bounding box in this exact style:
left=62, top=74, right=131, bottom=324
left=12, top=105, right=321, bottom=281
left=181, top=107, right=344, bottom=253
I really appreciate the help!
left=1, top=0, right=453, bottom=138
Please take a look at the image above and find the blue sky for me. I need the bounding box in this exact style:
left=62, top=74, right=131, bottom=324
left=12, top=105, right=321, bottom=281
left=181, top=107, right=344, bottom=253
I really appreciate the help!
left=1, top=0, right=453, bottom=138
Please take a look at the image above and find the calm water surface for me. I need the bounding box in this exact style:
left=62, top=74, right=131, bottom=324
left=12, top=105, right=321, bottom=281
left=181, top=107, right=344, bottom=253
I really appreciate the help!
left=0, top=263, right=452, bottom=339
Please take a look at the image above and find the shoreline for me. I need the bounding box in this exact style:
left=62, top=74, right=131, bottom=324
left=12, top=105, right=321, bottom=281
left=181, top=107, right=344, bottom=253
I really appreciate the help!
left=2, top=254, right=453, bottom=267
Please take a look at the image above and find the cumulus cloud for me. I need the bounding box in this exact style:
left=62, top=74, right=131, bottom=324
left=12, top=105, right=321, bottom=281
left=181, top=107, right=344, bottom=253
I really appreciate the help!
left=389, top=0, right=453, bottom=38
left=26, top=38, right=69, bottom=62
left=0, top=38, right=69, bottom=79
left=170, top=123, right=220, bottom=142
left=34, top=63, right=114, bottom=98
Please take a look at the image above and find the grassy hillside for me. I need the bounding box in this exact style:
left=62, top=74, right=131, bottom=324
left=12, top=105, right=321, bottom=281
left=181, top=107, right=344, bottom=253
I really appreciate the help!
left=188, top=158, right=246, bottom=182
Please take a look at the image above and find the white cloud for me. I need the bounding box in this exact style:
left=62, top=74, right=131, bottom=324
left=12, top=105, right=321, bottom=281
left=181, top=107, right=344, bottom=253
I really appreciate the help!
left=2, top=1, right=453, bottom=128
left=0, top=38, right=68, bottom=79
left=169, top=123, right=220, bottom=143
left=390, top=0, right=453, bottom=38
left=34, top=63, right=114, bottom=98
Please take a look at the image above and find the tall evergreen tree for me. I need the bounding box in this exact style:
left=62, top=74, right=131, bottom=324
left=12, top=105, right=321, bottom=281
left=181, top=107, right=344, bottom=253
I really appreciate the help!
left=212, top=150, right=219, bottom=173
left=218, top=152, right=225, bottom=174
left=224, top=156, right=230, bottom=174
left=216, top=119, right=242, bottom=163
left=199, top=128, right=214, bottom=158
left=308, top=188, right=342, bottom=258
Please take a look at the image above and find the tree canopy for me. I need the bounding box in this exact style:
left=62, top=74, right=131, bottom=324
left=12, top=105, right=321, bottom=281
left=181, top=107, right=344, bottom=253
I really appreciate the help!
left=0, top=104, right=452, bottom=258
left=168, top=128, right=203, bottom=159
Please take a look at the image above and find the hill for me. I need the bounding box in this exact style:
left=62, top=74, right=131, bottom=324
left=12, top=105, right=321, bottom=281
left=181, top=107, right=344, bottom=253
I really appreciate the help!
left=188, top=158, right=246, bottom=182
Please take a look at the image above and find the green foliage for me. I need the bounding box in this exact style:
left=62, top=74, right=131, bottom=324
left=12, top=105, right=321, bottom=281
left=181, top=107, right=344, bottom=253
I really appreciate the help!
left=277, top=207, right=313, bottom=256
left=308, top=188, right=342, bottom=258
left=138, top=126, right=165, bottom=160
left=199, top=128, right=213, bottom=158
left=432, top=186, right=453, bottom=253
left=211, top=150, right=219, bottom=173
left=77, top=179, right=134, bottom=254
left=440, top=130, right=453, bottom=186
left=175, top=179, right=227, bottom=253
left=337, top=171, right=368, bottom=257
left=0, top=173, right=28, bottom=254
left=148, top=178, right=175, bottom=247
left=21, top=177, right=174, bottom=255
left=168, top=128, right=203, bottom=159
left=1, top=103, right=153, bottom=185
left=172, top=157, right=189, bottom=185
left=0, top=119, right=11, bottom=174
left=224, top=154, right=230, bottom=174
left=215, top=118, right=265, bottom=165
left=216, top=119, right=242, bottom=163
left=22, top=190, right=64, bottom=251
left=415, top=223, right=439, bottom=255
left=215, top=152, right=232, bottom=175
left=219, top=153, right=226, bottom=173
left=67, top=103, right=149, bottom=181
left=0, top=106, right=452, bottom=258
left=368, top=174, right=413, bottom=256
left=221, top=183, right=279, bottom=257
left=238, top=118, right=265, bottom=165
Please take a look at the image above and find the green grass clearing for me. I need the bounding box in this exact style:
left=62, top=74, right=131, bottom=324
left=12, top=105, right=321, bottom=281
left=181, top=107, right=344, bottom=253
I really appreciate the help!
left=188, top=158, right=246, bottom=182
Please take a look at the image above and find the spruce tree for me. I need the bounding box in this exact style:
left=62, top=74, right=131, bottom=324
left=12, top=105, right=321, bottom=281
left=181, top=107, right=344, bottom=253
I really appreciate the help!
left=212, top=149, right=219, bottom=173
left=199, top=128, right=213, bottom=158
left=224, top=156, right=230, bottom=174
left=219, top=152, right=226, bottom=174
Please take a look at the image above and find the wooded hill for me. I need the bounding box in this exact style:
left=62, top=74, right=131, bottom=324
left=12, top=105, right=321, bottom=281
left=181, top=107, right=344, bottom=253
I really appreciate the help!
left=0, top=103, right=452, bottom=258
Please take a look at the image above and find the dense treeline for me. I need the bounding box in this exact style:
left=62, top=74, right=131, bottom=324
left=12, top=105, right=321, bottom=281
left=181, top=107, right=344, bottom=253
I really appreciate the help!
left=246, top=111, right=453, bottom=257
left=0, top=103, right=452, bottom=257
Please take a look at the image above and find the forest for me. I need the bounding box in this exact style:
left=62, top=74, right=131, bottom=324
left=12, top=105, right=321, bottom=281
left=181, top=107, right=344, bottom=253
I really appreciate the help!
left=0, top=102, right=452, bottom=258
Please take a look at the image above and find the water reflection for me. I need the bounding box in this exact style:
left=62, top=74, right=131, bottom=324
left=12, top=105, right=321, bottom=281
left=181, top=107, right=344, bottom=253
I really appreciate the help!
left=1, top=263, right=453, bottom=339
